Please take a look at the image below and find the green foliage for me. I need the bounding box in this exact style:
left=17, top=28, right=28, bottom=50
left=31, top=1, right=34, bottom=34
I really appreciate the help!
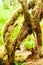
left=22, top=34, right=35, bottom=49
left=0, top=0, right=20, bottom=45
left=2, top=0, right=10, bottom=9
left=14, top=61, right=25, bottom=65
left=40, top=19, right=43, bottom=28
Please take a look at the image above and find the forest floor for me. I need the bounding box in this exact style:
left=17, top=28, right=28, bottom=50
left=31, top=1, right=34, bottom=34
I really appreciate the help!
left=15, top=49, right=43, bottom=65
left=25, top=58, right=43, bottom=65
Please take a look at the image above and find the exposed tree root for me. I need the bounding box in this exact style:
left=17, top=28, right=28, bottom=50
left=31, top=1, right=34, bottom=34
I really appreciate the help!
left=25, top=58, right=43, bottom=65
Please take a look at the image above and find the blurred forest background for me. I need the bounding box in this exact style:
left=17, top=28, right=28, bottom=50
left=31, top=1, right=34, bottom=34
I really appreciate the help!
left=0, top=0, right=20, bottom=46
left=0, top=0, right=43, bottom=64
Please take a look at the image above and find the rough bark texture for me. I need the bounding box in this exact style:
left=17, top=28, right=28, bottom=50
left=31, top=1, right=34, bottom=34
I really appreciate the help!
left=2, top=0, right=43, bottom=65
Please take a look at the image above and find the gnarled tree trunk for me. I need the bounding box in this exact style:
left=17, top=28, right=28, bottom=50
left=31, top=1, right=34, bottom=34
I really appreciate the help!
left=3, top=0, right=43, bottom=65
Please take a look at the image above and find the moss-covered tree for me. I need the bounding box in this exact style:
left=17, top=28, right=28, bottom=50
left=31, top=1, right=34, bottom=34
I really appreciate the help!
left=2, top=0, right=43, bottom=65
